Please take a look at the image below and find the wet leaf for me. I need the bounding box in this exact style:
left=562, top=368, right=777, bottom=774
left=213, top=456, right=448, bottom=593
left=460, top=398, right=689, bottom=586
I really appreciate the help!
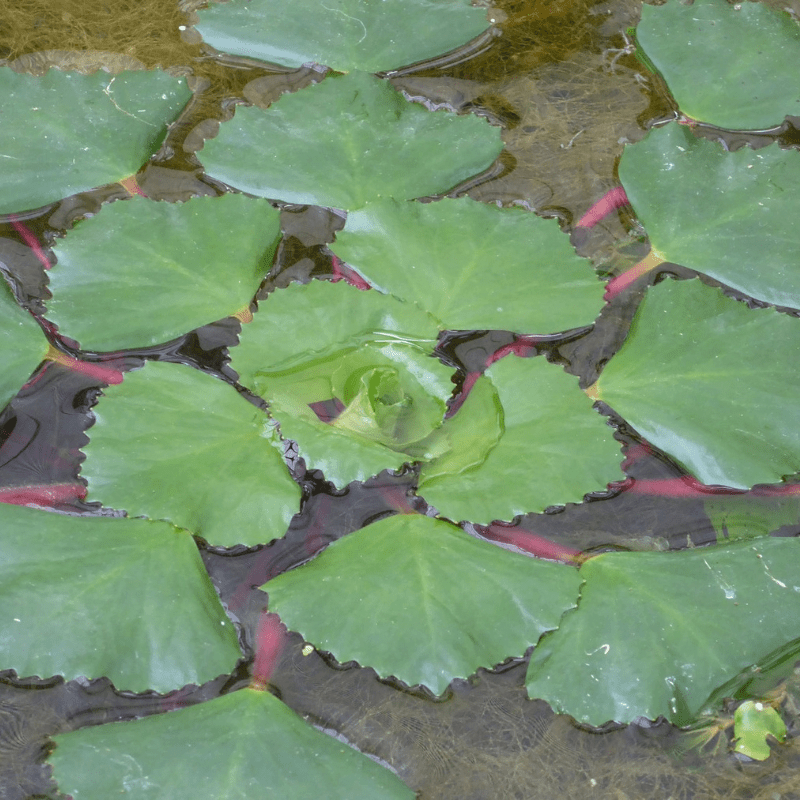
left=526, top=536, right=800, bottom=726
left=82, top=360, right=301, bottom=548
left=264, top=514, right=581, bottom=695
left=705, top=493, right=800, bottom=543
left=0, top=68, right=191, bottom=215
left=50, top=687, right=414, bottom=798
left=636, top=0, right=800, bottom=130
left=733, top=700, right=786, bottom=760
left=199, top=71, right=503, bottom=210
left=618, top=124, right=800, bottom=309
left=419, top=354, right=622, bottom=525
left=195, top=0, right=490, bottom=73
left=0, top=503, right=241, bottom=693
left=595, top=279, right=800, bottom=489
left=0, top=278, right=50, bottom=411
left=331, top=197, right=604, bottom=332
left=47, top=194, right=280, bottom=351
left=231, top=281, right=454, bottom=485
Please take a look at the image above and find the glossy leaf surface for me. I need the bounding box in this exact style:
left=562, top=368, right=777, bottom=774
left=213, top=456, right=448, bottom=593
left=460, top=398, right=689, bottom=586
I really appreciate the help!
left=82, top=360, right=301, bottom=547
left=48, top=194, right=280, bottom=351
left=596, top=279, right=800, bottom=489
left=0, top=278, right=50, bottom=411
left=195, top=0, right=490, bottom=73
left=200, top=72, right=503, bottom=210
left=0, top=67, right=191, bottom=215
left=526, top=536, right=800, bottom=726
left=332, top=197, right=604, bottom=332
left=50, top=687, right=414, bottom=799
left=0, top=503, right=241, bottom=692
left=734, top=700, right=786, bottom=760
left=618, top=124, right=800, bottom=309
left=265, top=514, right=581, bottom=695
left=636, top=0, right=800, bottom=130
left=419, top=355, right=622, bottom=525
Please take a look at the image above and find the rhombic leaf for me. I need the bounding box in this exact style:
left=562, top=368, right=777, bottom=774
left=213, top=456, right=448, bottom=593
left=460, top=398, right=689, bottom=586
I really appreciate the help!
left=0, top=503, right=241, bottom=693
left=595, top=278, right=800, bottom=489
left=0, top=277, right=50, bottom=411
left=331, top=197, right=604, bottom=332
left=618, top=123, right=800, bottom=309
left=231, top=280, right=453, bottom=485
left=49, top=687, right=414, bottom=799
left=526, top=536, right=800, bottom=727
left=264, top=514, right=581, bottom=695
left=47, top=194, right=281, bottom=351
left=82, top=360, right=301, bottom=547
left=199, top=71, right=503, bottom=210
left=419, top=354, right=623, bottom=525
left=0, top=67, right=191, bottom=215
left=195, top=0, right=491, bottom=73
left=636, top=0, right=800, bottom=130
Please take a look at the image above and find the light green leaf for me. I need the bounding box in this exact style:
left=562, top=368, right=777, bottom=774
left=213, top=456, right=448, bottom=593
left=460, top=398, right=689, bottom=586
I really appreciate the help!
left=199, top=71, right=503, bottom=210
left=0, top=503, right=241, bottom=693
left=419, top=355, right=622, bottom=525
left=596, top=278, right=800, bottom=489
left=734, top=700, right=786, bottom=760
left=618, top=123, right=800, bottom=309
left=636, top=0, right=800, bottom=130
left=526, top=536, right=800, bottom=726
left=50, top=687, right=414, bottom=799
left=0, top=67, right=191, bottom=215
left=82, top=360, right=301, bottom=548
left=0, top=277, right=50, bottom=411
left=332, top=197, right=604, bottom=332
left=47, top=194, right=280, bottom=351
left=195, top=0, right=491, bottom=73
left=265, top=514, right=581, bottom=695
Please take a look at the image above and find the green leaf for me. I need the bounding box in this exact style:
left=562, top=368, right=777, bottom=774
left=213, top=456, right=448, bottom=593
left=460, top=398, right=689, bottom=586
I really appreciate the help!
left=0, top=503, right=241, bottom=693
left=733, top=700, right=787, bottom=760
left=0, top=278, right=50, bottom=411
left=50, top=687, right=414, bottom=799
left=331, top=197, right=604, bottom=332
left=264, top=514, right=581, bottom=695
left=618, top=123, right=800, bottom=309
left=0, top=67, right=191, bottom=215
left=596, top=278, right=800, bottom=489
left=526, top=536, right=800, bottom=726
left=195, top=0, right=491, bottom=73
left=199, top=71, right=504, bottom=210
left=705, top=493, right=800, bottom=543
left=419, top=355, right=622, bottom=525
left=636, top=0, right=800, bottom=130
left=47, top=194, right=280, bottom=351
left=82, top=360, right=302, bottom=548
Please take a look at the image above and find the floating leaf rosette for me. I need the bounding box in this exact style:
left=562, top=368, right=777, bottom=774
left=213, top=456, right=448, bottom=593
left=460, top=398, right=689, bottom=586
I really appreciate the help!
left=618, top=123, right=800, bottom=309
left=195, top=0, right=492, bottom=73
left=50, top=687, right=414, bottom=799
left=264, top=514, right=581, bottom=694
left=199, top=71, right=503, bottom=210
left=47, top=194, right=281, bottom=351
left=594, top=278, right=800, bottom=489
left=0, top=67, right=191, bottom=215
left=331, top=197, right=604, bottom=332
left=636, top=0, right=800, bottom=130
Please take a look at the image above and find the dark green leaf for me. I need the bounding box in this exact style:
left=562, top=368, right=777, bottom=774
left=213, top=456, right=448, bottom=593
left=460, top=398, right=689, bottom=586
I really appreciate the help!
left=0, top=503, right=241, bottom=692
left=195, top=0, right=491, bottom=73
left=82, top=360, right=301, bottom=547
left=199, top=72, right=503, bottom=210
left=265, top=514, right=581, bottom=695
left=47, top=194, right=280, bottom=351
left=0, top=68, right=191, bottom=215
left=50, top=687, right=414, bottom=798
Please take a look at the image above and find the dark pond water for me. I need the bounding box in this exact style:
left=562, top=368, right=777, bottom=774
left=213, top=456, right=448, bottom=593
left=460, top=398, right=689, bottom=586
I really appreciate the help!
left=3, top=0, right=800, bottom=797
